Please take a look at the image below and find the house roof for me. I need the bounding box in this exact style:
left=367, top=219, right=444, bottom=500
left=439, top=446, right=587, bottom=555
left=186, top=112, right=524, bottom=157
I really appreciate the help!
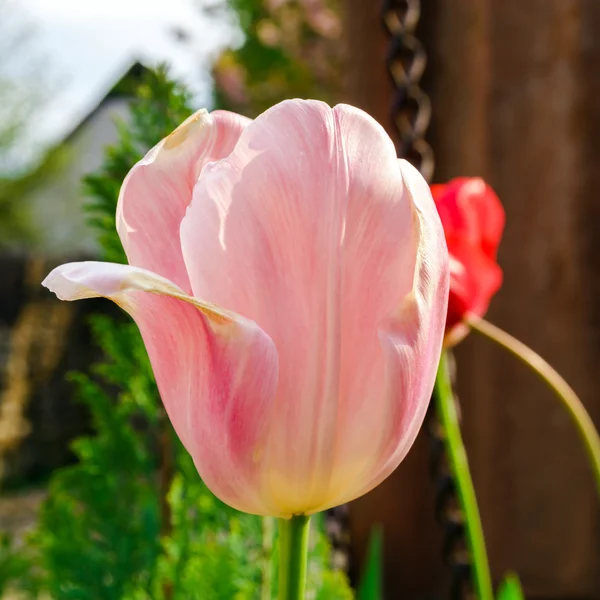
left=1, top=59, right=153, bottom=178
left=59, top=60, right=150, bottom=145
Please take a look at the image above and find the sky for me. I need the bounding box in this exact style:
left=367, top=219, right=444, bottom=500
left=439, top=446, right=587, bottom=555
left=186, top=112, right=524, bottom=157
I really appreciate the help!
left=4, top=0, right=238, bottom=161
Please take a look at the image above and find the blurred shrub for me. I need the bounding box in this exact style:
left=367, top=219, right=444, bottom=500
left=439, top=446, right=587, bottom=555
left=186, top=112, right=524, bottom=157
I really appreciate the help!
left=0, top=150, right=71, bottom=248
left=213, top=0, right=343, bottom=116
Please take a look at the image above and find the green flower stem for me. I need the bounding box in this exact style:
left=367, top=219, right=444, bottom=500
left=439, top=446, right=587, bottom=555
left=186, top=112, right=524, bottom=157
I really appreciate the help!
left=468, top=316, right=600, bottom=499
left=434, top=350, right=494, bottom=600
left=278, top=515, right=310, bottom=600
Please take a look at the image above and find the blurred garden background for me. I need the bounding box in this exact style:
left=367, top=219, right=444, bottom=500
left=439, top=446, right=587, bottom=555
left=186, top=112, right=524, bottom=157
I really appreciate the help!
left=1, top=0, right=599, bottom=598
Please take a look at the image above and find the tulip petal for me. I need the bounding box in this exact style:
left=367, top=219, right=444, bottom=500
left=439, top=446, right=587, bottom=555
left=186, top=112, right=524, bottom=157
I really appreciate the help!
left=431, top=177, right=505, bottom=261
left=180, top=99, right=446, bottom=512
left=116, top=109, right=250, bottom=292
left=444, top=233, right=503, bottom=343
left=431, top=177, right=504, bottom=341
left=340, top=160, right=449, bottom=503
left=42, top=261, right=279, bottom=515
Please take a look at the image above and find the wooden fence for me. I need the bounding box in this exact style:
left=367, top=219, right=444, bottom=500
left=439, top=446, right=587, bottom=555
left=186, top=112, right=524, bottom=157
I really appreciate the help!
left=345, top=1, right=600, bottom=598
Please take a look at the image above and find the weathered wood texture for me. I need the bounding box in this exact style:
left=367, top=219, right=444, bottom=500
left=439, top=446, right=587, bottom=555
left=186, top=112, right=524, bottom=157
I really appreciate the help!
left=0, top=253, right=103, bottom=483
left=344, top=0, right=600, bottom=598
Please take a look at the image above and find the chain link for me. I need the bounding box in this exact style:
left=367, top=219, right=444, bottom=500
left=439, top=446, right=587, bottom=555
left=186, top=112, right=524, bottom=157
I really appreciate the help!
left=381, top=3, right=473, bottom=598
left=427, top=356, right=474, bottom=600
left=381, top=0, right=434, bottom=182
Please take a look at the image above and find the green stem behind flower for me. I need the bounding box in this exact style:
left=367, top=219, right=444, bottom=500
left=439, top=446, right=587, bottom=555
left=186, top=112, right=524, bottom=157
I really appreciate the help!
left=434, top=351, right=494, bottom=600
left=468, top=316, right=600, bottom=500
left=278, top=515, right=310, bottom=600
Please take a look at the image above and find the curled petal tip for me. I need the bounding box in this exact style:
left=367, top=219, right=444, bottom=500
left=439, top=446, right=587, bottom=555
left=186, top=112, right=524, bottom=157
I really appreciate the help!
left=162, top=109, right=210, bottom=151
left=42, top=263, right=103, bottom=301
left=116, top=107, right=250, bottom=292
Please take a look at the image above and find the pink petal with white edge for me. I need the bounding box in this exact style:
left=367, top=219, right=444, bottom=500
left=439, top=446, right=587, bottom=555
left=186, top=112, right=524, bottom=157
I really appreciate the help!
left=42, top=261, right=280, bottom=516
left=180, top=99, right=447, bottom=513
left=116, top=109, right=250, bottom=293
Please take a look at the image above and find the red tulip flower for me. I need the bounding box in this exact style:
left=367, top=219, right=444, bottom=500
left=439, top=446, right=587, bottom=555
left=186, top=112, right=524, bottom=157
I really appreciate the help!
left=43, top=100, right=449, bottom=517
left=430, top=177, right=504, bottom=345
left=431, top=177, right=600, bottom=507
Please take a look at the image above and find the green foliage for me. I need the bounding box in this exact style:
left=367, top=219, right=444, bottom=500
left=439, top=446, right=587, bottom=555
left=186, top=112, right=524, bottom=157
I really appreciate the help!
left=213, top=0, right=342, bottom=116
left=357, top=526, right=383, bottom=600
left=310, top=514, right=354, bottom=600
left=496, top=573, right=525, bottom=600
left=0, top=145, right=72, bottom=247
left=84, top=69, right=192, bottom=263
left=29, top=317, right=162, bottom=598
left=9, top=66, right=352, bottom=599
left=0, top=533, right=34, bottom=596
left=22, top=71, right=193, bottom=593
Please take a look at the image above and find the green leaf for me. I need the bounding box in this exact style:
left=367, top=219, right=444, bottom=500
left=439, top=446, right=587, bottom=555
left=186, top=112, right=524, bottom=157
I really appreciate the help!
left=357, top=525, right=383, bottom=600
left=497, top=572, right=525, bottom=600
left=434, top=351, right=494, bottom=600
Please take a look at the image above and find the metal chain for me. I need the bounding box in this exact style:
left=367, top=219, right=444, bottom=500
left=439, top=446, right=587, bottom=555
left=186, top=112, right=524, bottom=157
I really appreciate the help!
left=381, top=3, right=472, bottom=598
left=381, top=0, right=434, bottom=183
left=427, top=354, right=474, bottom=600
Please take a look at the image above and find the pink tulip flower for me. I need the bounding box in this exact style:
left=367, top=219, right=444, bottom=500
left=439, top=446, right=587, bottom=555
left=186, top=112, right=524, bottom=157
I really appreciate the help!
left=43, top=100, right=449, bottom=517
